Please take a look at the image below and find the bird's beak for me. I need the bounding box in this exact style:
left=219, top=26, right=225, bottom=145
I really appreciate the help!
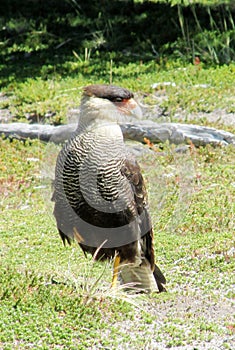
left=115, top=98, right=143, bottom=120
left=128, top=98, right=143, bottom=119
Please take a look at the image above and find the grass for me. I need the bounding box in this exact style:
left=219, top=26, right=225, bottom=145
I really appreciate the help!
left=1, top=60, right=235, bottom=127
left=0, top=1, right=235, bottom=347
left=0, top=136, right=234, bottom=349
left=1, top=0, right=235, bottom=67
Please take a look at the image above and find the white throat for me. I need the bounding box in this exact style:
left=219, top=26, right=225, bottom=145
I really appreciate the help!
left=94, top=123, right=123, bottom=139
left=77, top=96, right=122, bottom=133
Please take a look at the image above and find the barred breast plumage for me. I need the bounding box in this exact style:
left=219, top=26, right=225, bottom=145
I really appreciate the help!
left=52, top=84, right=166, bottom=293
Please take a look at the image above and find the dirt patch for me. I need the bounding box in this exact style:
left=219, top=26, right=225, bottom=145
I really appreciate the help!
left=110, top=292, right=235, bottom=349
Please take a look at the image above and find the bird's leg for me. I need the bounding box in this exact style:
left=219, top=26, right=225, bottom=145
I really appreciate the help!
left=111, top=253, right=120, bottom=288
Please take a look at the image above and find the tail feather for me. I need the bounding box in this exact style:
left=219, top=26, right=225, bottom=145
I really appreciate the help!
left=153, top=264, right=167, bottom=292
left=119, top=258, right=166, bottom=293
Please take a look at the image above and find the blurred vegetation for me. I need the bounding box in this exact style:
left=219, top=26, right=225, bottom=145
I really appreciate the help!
left=1, top=0, right=235, bottom=125
left=1, top=0, right=235, bottom=86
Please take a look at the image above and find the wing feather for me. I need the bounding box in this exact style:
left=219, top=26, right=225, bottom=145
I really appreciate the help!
left=121, top=157, right=155, bottom=270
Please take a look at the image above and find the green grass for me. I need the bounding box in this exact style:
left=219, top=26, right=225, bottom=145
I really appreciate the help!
left=0, top=137, right=234, bottom=349
left=0, top=2, right=235, bottom=347
left=1, top=60, right=235, bottom=127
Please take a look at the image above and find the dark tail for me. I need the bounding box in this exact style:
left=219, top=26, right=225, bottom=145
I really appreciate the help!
left=153, top=264, right=166, bottom=292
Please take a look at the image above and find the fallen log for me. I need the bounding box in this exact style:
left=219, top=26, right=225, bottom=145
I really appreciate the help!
left=0, top=121, right=234, bottom=146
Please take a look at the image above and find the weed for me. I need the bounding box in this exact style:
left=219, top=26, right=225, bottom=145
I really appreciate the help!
left=0, top=136, right=234, bottom=348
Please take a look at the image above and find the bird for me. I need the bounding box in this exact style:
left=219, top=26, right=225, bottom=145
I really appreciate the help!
left=52, top=84, right=166, bottom=293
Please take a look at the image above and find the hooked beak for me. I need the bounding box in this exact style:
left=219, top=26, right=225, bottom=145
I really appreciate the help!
left=115, top=98, right=143, bottom=120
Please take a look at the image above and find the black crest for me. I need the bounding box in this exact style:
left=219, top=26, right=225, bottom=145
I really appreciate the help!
left=83, top=84, right=134, bottom=102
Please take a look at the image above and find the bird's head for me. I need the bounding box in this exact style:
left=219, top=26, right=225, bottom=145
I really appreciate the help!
left=78, top=84, right=142, bottom=130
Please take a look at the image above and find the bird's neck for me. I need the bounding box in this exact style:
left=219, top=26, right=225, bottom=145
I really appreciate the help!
left=78, top=118, right=123, bottom=140
left=76, top=97, right=123, bottom=140
left=94, top=122, right=123, bottom=139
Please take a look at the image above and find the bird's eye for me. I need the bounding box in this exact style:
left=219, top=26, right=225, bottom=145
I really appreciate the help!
left=113, top=97, right=123, bottom=102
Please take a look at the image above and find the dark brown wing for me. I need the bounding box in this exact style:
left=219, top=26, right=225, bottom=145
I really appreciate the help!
left=122, top=157, right=166, bottom=291
left=121, top=157, right=155, bottom=269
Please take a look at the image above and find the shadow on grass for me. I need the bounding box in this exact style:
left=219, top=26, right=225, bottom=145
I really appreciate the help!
left=1, top=0, right=235, bottom=88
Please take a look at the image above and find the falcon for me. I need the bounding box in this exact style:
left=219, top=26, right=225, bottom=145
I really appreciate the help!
left=52, top=84, right=166, bottom=293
